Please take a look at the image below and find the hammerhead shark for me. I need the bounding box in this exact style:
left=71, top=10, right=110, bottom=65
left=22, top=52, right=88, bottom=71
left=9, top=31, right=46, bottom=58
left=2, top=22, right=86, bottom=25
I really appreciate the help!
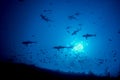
left=83, top=34, right=96, bottom=39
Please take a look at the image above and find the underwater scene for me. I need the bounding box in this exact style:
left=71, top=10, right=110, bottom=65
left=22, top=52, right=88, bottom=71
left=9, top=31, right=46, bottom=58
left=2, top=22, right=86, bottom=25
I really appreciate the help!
left=0, top=0, right=120, bottom=79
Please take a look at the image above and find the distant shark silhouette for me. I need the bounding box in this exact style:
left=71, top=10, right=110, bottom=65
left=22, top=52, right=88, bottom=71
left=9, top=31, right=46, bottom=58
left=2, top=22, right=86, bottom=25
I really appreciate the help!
left=22, top=41, right=36, bottom=46
left=53, top=46, right=73, bottom=51
left=40, top=14, right=51, bottom=22
left=83, top=34, right=96, bottom=39
left=71, top=28, right=81, bottom=35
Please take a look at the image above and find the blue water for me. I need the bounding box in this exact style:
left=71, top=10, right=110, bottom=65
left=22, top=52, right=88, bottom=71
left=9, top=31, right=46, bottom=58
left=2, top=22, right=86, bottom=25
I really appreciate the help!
left=0, top=0, right=120, bottom=77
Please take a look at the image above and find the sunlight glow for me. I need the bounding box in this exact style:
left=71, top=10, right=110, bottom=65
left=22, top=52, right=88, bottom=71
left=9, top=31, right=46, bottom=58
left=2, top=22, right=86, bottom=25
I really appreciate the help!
left=73, top=43, right=83, bottom=51
left=72, top=43, right=84, bottom=52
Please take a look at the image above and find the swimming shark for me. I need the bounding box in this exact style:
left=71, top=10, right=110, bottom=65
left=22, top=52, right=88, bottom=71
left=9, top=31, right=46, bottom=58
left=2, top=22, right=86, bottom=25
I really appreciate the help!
left=22, top=41, right=36, bottom=46
left=40, top=14, right=51, bottom=22
left=53, top=46, right=73, bottom=51
left=71, top=28, right=81, bottom=35
left=82, top=34, right=96, bottom=39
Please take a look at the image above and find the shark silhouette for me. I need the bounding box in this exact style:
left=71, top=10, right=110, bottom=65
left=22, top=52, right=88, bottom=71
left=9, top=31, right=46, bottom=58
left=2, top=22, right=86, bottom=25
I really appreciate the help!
left=53, top=46, right=73, bottom=51
left=83, top=34, right=96, bottom=39
left=40, top=14, right=51, bottom=22
left=22, top=41, right=36, bottom=46
left=71, top=28, right=81, bottom=35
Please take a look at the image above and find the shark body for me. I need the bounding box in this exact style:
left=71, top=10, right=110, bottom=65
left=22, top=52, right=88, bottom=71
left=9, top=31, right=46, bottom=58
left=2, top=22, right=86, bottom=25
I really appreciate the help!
left=83, top=34, right=96, bottom=39
left=22, top=41, right=36, bottom=46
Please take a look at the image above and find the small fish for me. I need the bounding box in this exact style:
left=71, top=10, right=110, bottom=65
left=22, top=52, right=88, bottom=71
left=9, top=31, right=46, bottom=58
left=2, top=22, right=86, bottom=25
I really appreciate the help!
left=74, top=12, right=80, bottom=16
left=32, top=35, right=35, bottom=37
left=83, top=34, right=96, bottom=39
left=68, top=15, right=77, bottom=20
left=22, top=41, right=36, bottom=46
left=114, top=59, right=117, bottom=62
left=79, top=24, right=82, bottom=26
left=43, top=9, right=52, bottom=13
left=98, top=59, right=104, bottom=64
left=66, top=26, right=71, bottom=34
left=118, top=30, right=120, bottom=34
left=108, top=38, right=112, bottom=41
left=40, top=14, right=51, bottom=22
left=66, top=26, right=71, bottom=29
